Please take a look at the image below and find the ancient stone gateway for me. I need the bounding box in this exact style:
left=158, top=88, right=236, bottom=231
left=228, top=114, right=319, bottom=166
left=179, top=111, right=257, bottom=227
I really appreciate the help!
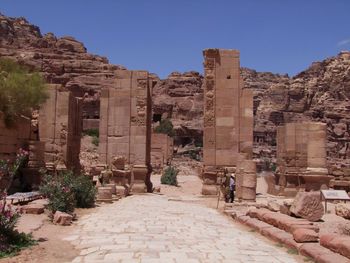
left=98, top=70, right=153, bottom=193
left=202, top=49, right=254, bottom=197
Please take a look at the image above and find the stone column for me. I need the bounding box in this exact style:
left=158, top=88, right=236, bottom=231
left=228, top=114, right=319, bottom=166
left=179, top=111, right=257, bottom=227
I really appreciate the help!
left=275, top=121, right=331, bottom=194
left=303, top=122, right=331, bottom=190
left=239, top=88, right=254, bottom=158
left=202, top=49, right=254, bottom=196
left=99, top=70, right=153, bottom=193
left=236, top=155, right=256, bottom=201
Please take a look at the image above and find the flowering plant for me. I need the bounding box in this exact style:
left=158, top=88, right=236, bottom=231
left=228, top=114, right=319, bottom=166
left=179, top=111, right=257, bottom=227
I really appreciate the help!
left=0, top=192, right=20, bottom=234
left=0, top=148, right=29, bottom=192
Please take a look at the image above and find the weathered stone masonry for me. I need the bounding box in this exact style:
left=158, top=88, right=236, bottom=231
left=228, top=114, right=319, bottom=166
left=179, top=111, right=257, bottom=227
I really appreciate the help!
left=202, top=49, right=254, bottom=197
left=99, top=70, right=153, bottom=192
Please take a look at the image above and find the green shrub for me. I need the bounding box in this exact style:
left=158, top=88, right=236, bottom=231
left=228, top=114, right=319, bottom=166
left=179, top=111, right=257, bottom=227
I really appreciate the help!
left=39, top=171, right=96, bottom=214
left=161, top=166, right=178, bottom=186
left=154, top=119, right=175, bottom=137
left=92, top=136, right=99, bottom=146
left=71, top=175, right=96, bottom=208
left=83, top=128, right=99, bottom=137
left=0, top=231, right=36, bottom=258
left=82, top=129, right=99, bottom=146
left=0, top=58, right=48, bottom=127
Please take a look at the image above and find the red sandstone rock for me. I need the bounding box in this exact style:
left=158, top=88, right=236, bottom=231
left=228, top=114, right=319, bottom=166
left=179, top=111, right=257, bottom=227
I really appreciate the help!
left=21, top=204, right=45, bottom=214
left=300, top=243, right=350, bottom=263
left=293, top=228, right=318, bottom=243
left=53, top=211, right=73, bottom=226
left=335, top=203, right=350, bottom=220
left=244, top=218, right=272, bottom=232
left=320, top=234, right=350, bottom=259
left=290, top=192, right=324, bottom=222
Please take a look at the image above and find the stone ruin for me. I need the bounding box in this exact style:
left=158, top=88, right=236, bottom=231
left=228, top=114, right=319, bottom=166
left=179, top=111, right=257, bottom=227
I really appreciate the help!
left=0, top=84, right=82, bottom=191
left=98, top=70, right=154, bottom=193
left=202, top=49, right=255, bottom=200
left=267, top=122, right=333, bottom=196
left=39, top=84, right=83, bottom=173
left=151, top=133, right=174, bottom=173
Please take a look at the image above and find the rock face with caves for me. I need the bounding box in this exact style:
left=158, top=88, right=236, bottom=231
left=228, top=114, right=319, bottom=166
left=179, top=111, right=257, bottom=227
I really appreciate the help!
left=152, top=71, right=204, bottom=145
left=1, top=13, right=350, bottom=177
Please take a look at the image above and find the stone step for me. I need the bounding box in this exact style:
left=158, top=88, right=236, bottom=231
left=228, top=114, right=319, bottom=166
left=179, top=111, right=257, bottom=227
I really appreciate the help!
left=234, top=215, right=350, bottom=263
left=246, top=208, right=319, bottom=234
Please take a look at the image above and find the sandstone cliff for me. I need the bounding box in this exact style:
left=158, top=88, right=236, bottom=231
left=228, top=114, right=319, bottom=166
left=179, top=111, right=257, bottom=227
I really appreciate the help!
left=152, top=71, right=204, bottom=145
left=0, top=13, right=125, bottom=119
left=257, top=51, right=350, bottom=174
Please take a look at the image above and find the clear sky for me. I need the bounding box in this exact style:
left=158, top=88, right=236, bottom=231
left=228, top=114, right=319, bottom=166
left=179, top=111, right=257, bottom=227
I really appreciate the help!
left=1, top=1, right=349, bottom=78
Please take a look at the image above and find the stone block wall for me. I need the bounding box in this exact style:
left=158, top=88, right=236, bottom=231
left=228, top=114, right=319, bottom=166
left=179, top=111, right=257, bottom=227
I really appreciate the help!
left=274, top=122, right=330, bottom=195
left=151, top=133, right=174, bottom=171
left=99, top=70, right=153, bottom=192
left=39, top=84, right=82, bottom=172
left=202, top=49, right=254, bottom=195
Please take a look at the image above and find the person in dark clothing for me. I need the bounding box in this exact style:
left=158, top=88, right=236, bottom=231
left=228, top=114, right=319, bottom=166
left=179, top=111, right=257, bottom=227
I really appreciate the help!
left=229, top=174, right=235, bottom=203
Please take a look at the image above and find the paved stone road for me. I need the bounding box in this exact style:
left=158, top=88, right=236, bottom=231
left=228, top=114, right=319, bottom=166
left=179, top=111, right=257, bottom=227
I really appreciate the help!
left=65, top=195, right=299, bottom=263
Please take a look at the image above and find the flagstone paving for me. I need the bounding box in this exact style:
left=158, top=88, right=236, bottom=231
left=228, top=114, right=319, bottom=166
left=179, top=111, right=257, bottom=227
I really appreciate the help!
left=65, top=194, right=300, bottom=263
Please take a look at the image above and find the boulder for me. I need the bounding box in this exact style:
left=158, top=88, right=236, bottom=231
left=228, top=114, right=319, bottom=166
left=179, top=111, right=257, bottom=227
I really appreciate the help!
left=21, top=203, right=45, bottom=214
left=280, top=199, right=293, bottom=215
left=290, top=192, right=324, bottom=221
left=293, top=228, right=318, bottom=243
left=53, top=211, right=73, bottom=226
left=335, top=203, right=350, bottom=220
left=267, top=200, right=280, bottom=212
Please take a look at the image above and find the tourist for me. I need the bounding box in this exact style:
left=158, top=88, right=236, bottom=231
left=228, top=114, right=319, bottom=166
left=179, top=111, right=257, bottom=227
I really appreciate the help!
left=229, top=174, right=235, bottom=203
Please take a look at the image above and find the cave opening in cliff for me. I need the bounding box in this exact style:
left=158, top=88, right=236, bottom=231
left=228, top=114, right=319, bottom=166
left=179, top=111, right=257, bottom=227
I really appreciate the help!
left=153, top=114, right=162, bottom=123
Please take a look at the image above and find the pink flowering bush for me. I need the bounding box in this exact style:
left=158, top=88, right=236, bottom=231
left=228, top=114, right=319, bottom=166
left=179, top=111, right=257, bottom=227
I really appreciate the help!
left=0, top=192, right=35, bottom=258
left=40, top=170, right=96, bottom=214
left=0, top=193, right=20, bottom=233
left=39, top=172, right=76, bottom=214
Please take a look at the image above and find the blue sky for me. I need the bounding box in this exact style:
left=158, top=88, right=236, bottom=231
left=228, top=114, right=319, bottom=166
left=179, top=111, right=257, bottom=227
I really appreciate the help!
left=1, top=1, right=349, bottom=78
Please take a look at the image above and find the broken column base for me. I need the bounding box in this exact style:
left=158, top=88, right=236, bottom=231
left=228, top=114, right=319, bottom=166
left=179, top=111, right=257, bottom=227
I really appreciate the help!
left=131, top=165, right=152, bottom=194
left=96, top=186, right=113, bottom=203
left=201, top=166, right=218, bottom=195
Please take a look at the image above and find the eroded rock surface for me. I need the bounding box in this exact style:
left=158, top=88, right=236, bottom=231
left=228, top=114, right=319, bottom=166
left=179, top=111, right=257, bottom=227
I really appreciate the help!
left=290, top=192, right=324, bottom=222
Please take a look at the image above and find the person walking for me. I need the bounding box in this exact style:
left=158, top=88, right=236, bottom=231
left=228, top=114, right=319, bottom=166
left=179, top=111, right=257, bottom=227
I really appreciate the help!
left=229, top=174, right=235, bottom=203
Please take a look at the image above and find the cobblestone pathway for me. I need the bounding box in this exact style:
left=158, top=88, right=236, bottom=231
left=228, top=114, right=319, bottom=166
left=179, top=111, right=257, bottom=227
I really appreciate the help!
left=65, top=195, right=299, bottom=263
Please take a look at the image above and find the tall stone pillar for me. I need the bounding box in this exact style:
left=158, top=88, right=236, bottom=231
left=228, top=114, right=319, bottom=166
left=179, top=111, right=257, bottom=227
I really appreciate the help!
left=99, top=70, right=153, bottom=193
left=202, top=49, right=254, bottom=195
left=39, top=84, right=82, bottom=172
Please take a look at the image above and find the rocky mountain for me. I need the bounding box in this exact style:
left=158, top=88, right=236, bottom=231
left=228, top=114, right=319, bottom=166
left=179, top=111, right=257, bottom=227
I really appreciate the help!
left=152, top=71, right=204, bottom=145
left=257, top=51, right=350, bottom=174
left=0, top=13, right=125, bottom=119
left=1, top=13, right=349, bottom=174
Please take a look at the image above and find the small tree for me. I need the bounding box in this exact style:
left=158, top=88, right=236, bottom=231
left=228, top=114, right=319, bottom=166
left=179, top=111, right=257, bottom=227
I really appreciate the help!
left=161, top=166, right=178, bottom=186
left=0, top=58, right=48, bottom=127
left=154, top=119, right=175, bottom=137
